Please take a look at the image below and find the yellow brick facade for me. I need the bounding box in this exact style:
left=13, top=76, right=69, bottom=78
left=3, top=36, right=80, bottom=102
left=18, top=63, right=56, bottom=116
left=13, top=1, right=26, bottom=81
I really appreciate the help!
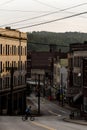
left=0, top=27, right=27, bottom=90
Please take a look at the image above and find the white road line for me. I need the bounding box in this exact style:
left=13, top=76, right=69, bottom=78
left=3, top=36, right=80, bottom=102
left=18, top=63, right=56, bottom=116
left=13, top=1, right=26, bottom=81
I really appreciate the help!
left=32, top=121, right=56, bottom=130
left=49, top=110, right=61, bottom=117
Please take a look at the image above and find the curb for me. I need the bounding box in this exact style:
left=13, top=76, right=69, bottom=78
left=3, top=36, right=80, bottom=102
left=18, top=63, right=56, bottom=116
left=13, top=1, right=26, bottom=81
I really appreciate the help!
left=63, top=118, right=87, bottom=126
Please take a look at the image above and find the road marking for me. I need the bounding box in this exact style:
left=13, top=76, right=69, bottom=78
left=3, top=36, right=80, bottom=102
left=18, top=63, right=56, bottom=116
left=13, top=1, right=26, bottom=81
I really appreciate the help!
left=59, top=110, right=67, bottom=114
left=49, top=110, right=61, bottom=117
left=31, top=121, right=56, bottom=130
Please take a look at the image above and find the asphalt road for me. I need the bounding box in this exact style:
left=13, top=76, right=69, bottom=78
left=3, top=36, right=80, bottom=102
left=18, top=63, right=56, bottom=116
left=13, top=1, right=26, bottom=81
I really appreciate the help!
left=0, top=115, right=87, bottom=130
left=0, top=96, right=87, bottom=130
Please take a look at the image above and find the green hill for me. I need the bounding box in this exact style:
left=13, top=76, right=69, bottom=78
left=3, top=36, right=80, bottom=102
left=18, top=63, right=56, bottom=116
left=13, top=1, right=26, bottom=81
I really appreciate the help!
left=27, top=31, right=87, bottom=52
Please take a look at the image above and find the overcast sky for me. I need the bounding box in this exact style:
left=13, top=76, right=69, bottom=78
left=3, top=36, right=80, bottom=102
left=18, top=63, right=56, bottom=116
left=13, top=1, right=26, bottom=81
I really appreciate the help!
left=0, top=0, right=87, bottom=33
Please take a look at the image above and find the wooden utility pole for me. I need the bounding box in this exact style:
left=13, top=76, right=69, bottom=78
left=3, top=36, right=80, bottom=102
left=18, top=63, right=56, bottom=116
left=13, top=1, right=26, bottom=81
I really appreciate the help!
left=38, top=74, right=40, bottom=115
left=7, top=67, right=17, bottom=115
left=61, top=73, right=64, bottom=106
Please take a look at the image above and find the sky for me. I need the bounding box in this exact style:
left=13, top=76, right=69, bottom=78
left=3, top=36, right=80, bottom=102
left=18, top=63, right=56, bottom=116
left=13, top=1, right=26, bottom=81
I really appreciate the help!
left=0, top=0, right=87, bottom=33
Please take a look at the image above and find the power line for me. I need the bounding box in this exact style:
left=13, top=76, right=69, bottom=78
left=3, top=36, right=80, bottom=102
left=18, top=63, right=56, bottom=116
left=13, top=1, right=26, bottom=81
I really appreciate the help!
left=0, top=2, right=87, bottom=28
left=0, top=0, right=15, bottom=6
left=29, top=42, right=69, bottom=47
left=32, top=0, right=58, bottom=9
left=0, top=8, right=50, bottom=13
left=17, top=11, right=87, bottom=29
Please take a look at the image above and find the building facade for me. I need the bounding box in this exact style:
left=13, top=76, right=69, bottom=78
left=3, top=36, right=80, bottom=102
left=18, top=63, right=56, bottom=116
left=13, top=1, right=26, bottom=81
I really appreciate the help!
left=27, top=51, right=67, bottom=99
left=0, top=27, right=27, bottom=115
left=67, top=42, right=87, bottom=113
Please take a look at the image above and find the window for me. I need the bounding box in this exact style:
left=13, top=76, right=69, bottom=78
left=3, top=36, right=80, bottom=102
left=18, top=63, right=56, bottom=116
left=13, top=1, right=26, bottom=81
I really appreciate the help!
left=25, top=47, right=26, bottom=55
left=22, top=75, right=26, bottom=84
left=12, top=45, right=16, bottom=55
left=6, top=61, right=10, bottom=71
left=0, top=62, right=2, bottom=72
left=14, top=76, right=17, bottom=87
left=6, top=44, right=7, bottom=55
left=23, top=48, right=25, bottom=55
left=14, top=46, right=16, bottom=55
left=12, top=45, right=14, bottom=55
left=8, top=45, right=10, bottom=55
left=20, top=61, right=22, bottom=70
left=3, top=46, right=5, bottom=55
left=14, top=61, right=16, bottom=68
left=5, top=77, right=10, bottom=88
left=25, top=61, right=27, bottom=70
left=0, top=44, right=2, bottom=55
left=21, top=46, right=22, bottom=55
left=18, top=46, right=20, bottom=55
left=74, top=56, right=82, bottom=67
left=18, top=46, right=22, bottom=55
left=0, top=78, right=2, bottom=90
left=18, top=61, right=22, bottom=70
left=73, top=73, right=81, bottom=86
left=18, top=75, right=21, bottom=85
left=84, top=97, right=87, bottom=113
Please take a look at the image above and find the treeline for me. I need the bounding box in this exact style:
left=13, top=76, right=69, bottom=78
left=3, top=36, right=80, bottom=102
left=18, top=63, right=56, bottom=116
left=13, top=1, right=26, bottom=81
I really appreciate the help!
left=27, top=31, right=87, bottom=52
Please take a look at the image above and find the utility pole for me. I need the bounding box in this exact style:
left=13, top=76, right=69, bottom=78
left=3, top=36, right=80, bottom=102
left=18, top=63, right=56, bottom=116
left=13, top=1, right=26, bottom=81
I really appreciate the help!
left=38, top=74, right=40, bottom=115
left=50, top=57, right=54, bottom=99
left=7, top=66, right=17, bottom=115
left=61, top=73, right=64, bottom=106
left=51, top=58, right=54, bottom=97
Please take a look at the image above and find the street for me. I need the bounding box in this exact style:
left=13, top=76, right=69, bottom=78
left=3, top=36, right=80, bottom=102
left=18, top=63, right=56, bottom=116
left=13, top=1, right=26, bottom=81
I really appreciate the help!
left=0, top=115, right=87, bottom=130
left=0, top=96, right=87, bottom=130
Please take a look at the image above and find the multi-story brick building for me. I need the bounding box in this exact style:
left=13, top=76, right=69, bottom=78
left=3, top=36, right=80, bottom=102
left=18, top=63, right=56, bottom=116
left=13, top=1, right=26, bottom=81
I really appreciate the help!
left=27, top=51, right=67, bottom=99
left=67, top=42, right=87, bottom=113
left=0, top=27, right=27, bottom=115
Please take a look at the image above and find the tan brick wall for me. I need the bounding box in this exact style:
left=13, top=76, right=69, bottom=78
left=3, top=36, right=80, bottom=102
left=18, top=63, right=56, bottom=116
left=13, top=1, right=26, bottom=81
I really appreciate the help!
left=0, top=28, right=27, bottom=89
left=0, top=28, right=27, bottom=39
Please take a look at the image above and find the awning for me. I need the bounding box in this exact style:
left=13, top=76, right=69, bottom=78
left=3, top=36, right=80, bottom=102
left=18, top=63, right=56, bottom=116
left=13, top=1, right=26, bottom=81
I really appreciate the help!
left=73, top=91, right=82, bottom=102
left=26, top=80, right=43, bottom=86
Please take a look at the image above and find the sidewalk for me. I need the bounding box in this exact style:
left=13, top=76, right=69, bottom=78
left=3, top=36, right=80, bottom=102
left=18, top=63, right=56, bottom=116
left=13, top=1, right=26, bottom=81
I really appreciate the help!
left=57, top=102, right=87, bottom=125
left=63, top=117, right=87, bottom=125
left=47, top=99, right=87, bottom=125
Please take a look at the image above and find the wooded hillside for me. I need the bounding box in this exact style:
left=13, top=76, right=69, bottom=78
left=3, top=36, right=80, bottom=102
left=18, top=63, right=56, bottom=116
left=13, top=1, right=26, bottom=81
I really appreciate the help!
left=27, top=31, right=87, bottom=52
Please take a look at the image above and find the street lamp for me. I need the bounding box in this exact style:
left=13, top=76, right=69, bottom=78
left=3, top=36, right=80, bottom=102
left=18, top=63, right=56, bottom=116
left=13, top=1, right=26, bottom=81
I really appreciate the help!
left=78, top=72, right=81, bottom=77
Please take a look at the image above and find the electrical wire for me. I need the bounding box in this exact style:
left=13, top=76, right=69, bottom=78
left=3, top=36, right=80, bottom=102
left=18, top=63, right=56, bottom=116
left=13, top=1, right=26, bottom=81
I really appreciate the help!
left=32, top=0, right=58, bottom=9
left=28, top=41, right=69, bottom=47
left=0, top=8, right=50, bottom=13
left=0, top=2, right=87, bottom=28
left=0, top=0, right=16, bottom=6
left=16, top=11, right=87, bottom=29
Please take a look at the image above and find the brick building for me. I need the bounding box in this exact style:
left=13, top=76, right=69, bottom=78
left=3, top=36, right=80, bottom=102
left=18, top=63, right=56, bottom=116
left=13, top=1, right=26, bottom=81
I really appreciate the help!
left=0, top=27, right=27, bottom=115
left=67, top=42, right=87, bottom=113
left=27, top=51, right=67, bottom=98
